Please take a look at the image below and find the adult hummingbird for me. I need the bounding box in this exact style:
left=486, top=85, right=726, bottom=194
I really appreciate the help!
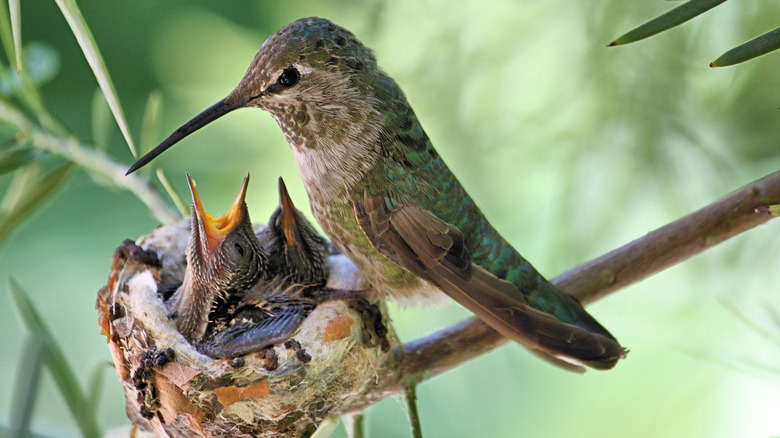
left=130, top=18, right=626, bottom=369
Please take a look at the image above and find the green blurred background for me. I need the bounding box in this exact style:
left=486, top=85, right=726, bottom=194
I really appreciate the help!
left=2, top=0, right=780, bottom=436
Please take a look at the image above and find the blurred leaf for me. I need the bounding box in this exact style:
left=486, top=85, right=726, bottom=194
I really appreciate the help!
left=0, top=162, right=74, bottom=247
left=711, top=26, right=780, bottom=67
left=22, top=43, right=61, bottom=86
left=719, top=297, right=780, bottom=349
left=91, top=87, right=111, bottom=151
left=0, top=145, right=37, bottom=176
left=9, top=0, right=21, bottom=71
left=0, top=1, right=15, bottom=66
left=8, top=278, right=102, bottom=438
left=85, top=362, right=108, bottom=420
left=53, top=0, right=137, bottom=157
left=0, top=43, right=61, bottom=95
left=156, top=167, right=188, bottom=218
left=10, top=335, right=45, bottom=437
left=140, top=90, right=163, bottom=156
left=609, top=0, right=728, bottom=46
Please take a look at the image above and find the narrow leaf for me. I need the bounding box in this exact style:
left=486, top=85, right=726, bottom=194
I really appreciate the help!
left=140, top=90, right=163, bottom=156
left=711, top=26, right=780, bottom=67
left=8, top=278, right=102, bottom=438
left=9, top=0, right=21, bottom=71
left=10, top=336, right=45, bottom=437
left=53, top=0, right=137, bottom=156
left=91, top=87, right=111, bottom=151
left=0, top=146, right=37, bottom=176
left=85, top=362, right=108, bottom=419
left=156, top=167, right=188, bottom=218
left=0, top=0, right=15, bottom=65
left=609, top=0, right=728, bottom=46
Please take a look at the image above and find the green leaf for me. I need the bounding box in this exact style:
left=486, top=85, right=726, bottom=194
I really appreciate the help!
left=8, top=278, right=102, bottom=438
left=0, top=1, right=15, bottom=66
left=140, top=90, right=163, bottom=156
left=9, top=0, right=21, bottom=72
left=53, top=0, right=137, bottom=156
left=9, top=336, right=45, bottom=437
left=0, top=162, right=74, bottom=247
left=91, top=87, right=111, bottom=151
left=609, top=0, right=728, bottom=46
left=85, top=362, right=109, bottom=420
left=710, top=26, right=780, bottom=67
left=0, top=146, right=38, bottom=176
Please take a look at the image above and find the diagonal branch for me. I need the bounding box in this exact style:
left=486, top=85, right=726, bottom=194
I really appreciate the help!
left=344, top=171, right=780, bottom=412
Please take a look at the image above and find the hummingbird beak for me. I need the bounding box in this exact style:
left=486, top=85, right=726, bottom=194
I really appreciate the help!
left=187, top=173, right=250, bottom=260
left=126, top=97, right=249, bottom=175
left=277, top=177, right=300, bottom=248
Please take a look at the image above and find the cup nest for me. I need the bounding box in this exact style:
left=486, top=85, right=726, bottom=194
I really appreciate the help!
left=97, top=220, right=398, bottom=437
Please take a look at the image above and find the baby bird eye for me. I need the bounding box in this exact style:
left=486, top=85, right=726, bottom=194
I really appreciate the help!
left=278, top=67, right=300, bottom=87
left=234, top=242, right=245, bottom=257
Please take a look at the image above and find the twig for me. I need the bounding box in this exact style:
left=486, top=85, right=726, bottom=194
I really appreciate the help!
left=404, top=381, right=423, bottom=438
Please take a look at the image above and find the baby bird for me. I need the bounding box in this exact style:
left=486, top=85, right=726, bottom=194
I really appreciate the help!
left=167, top=173, right=267, bottom=342
left=263, top=177, right=329, bottom=287
left=199, top=178, right=338, bottom=359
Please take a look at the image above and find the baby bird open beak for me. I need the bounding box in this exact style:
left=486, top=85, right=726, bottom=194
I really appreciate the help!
left=187, top=173, right=250, bottom=261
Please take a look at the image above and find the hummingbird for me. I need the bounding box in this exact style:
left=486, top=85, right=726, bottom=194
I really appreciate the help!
left=167, top=173, right=268, bottom=341
left=130, top=18, right=626, bottom=369
left=199, top=176, right=338, bottom=359
left=173, top=173, right=344, bottom=359
left=262, top=177, right=330, bottom=287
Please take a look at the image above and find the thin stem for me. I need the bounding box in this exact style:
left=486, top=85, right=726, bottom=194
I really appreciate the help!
left=404, top=382, right=423, bottom=438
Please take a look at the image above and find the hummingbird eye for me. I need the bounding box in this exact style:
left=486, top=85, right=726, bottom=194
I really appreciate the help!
left=234, top=242, right=245, bottom=257
left=278, top=68, right=300, bottom=87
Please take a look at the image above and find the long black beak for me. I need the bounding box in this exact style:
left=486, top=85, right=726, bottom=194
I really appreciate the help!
left=126, top=97, right=244, bottom=175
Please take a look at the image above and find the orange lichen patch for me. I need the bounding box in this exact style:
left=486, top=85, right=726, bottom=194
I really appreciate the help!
left=214, top=380, right=270, bottom=408
left=158, top=361, right=201, bottom=390
left=323, top=315, right=355, bottom=342
left=154, top=374, right=206, bottom=429
left=96, top=287, right=112, bottom=339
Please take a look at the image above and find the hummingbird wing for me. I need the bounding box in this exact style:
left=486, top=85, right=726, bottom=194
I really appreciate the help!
left=354, top=189, right=625, bottom=370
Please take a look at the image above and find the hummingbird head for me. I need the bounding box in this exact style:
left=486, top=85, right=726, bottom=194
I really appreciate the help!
left=171, top=173, right=267, bottom=340
left=127, top=17, right=407, bottom=195
left=265, top=176, right=329, bottom=286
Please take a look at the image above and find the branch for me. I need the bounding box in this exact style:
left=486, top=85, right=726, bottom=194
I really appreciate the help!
left=343, top=171, right=780, bottom=413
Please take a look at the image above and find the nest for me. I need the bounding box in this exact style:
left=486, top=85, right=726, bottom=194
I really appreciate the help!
left=97, top=220, right=399, bottom=437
